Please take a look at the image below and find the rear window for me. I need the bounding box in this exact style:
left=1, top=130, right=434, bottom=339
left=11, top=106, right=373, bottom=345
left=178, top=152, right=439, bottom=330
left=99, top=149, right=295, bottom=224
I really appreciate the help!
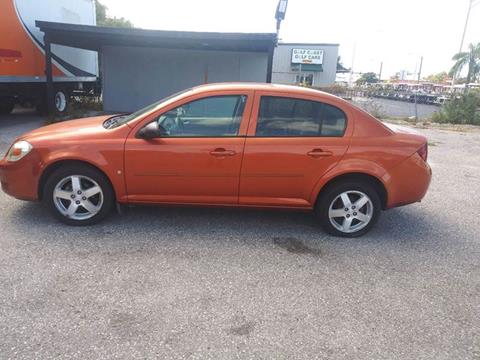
left=256, top=96, right=347, bottom=137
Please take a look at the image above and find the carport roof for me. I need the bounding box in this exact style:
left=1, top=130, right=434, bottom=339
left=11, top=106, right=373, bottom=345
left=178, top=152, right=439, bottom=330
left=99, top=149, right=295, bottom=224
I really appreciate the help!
left=36, top=21, right=277, bottom=53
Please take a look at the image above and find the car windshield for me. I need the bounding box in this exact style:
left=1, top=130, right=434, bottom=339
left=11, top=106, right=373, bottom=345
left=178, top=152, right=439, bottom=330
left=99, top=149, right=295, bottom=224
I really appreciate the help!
left=104, top=88, right=193, bottom=129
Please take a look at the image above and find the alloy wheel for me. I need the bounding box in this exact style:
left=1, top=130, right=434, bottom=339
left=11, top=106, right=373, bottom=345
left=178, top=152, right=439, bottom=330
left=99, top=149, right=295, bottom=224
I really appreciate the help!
left=328, top=190, right=373, bottom=234
left=53, top=175, right=104, bottom=220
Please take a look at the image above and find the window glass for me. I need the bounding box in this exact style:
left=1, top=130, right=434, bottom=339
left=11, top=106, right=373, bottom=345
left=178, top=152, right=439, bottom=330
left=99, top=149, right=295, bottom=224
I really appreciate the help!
left=156, top=95, right=246, bottom=137
left=105, top=88, right=193, bottom=129
left=321, top=103, right=347, bottom=136
left=295, top=74, right=314, bottom=86
left=256, top=96, right=346, bottom=137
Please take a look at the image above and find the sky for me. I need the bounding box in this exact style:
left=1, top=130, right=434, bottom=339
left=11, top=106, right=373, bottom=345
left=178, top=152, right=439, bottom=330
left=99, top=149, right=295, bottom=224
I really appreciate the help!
left=101, top=0, right=480, bottom=79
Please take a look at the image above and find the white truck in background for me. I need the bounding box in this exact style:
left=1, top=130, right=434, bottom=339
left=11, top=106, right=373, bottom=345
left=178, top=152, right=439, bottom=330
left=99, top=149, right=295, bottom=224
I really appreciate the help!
left=0, top=0, right=99, bottom=114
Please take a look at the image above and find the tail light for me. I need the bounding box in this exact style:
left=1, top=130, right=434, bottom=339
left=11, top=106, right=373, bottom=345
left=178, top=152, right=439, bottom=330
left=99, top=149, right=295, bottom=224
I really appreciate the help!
left=417, top=143, right=428, bottom=162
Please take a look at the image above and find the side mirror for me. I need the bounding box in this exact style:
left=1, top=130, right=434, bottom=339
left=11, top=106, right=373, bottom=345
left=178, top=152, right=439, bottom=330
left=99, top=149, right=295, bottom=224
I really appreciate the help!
left=137, top=122, right=167, bottom=139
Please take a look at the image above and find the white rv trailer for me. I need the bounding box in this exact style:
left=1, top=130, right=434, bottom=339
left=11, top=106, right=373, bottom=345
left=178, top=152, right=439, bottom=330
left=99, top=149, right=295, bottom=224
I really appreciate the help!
left=0, top=0, right=98, bottom=114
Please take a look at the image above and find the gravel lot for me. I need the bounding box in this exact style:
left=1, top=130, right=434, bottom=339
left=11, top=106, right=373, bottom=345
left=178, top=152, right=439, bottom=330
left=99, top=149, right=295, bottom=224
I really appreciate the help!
left=1, top=110, right=479, bottom=359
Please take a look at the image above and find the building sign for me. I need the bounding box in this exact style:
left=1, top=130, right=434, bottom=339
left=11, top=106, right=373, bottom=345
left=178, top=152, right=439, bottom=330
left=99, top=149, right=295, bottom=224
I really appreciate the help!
left=291, top=48, right=324, bottom=65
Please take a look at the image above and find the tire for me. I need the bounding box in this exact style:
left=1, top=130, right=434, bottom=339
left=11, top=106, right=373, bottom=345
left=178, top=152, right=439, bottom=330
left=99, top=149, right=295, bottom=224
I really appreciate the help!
left=43, top=164, right=114, bottom=226
left=315, top=180, right=381, bottom=238
left=54, top=88, right=69, bottom=114
left=35, top=88, right=69, bottom=115
left=0, top=97, right=15, bottom=115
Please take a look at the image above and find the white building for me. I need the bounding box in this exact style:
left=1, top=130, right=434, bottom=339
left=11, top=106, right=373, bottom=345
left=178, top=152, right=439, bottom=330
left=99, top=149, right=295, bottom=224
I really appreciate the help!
left=272, top=43, right=339, bottom=87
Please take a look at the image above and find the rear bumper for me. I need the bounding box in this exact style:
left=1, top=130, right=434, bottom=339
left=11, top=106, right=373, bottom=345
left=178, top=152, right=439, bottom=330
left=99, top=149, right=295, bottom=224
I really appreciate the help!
left=0, top=157, right=40, bottom=201
left=382, top=152, right=432, bottom=209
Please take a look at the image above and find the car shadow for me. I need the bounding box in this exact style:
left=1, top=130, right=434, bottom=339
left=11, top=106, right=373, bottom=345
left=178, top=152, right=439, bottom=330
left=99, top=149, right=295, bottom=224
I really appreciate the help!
left=6, top=200, right=462, bottom=255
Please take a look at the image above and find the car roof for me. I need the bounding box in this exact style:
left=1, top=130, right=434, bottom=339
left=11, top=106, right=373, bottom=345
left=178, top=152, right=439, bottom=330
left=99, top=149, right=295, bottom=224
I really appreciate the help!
left=190, top=82, right=343, bottom=102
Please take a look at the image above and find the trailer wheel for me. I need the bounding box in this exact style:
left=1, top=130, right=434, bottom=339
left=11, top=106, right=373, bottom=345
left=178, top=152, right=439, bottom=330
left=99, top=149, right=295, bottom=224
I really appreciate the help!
left=54, top=89, right=69, bottom=113
left=0, top=97, right=15, bottom=115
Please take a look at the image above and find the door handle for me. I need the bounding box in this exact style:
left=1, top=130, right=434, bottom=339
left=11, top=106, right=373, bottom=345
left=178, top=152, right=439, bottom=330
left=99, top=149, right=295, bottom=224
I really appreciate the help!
left=307, top=149, right=333, bottom=158
left=210, top=148, right=236, bottom=156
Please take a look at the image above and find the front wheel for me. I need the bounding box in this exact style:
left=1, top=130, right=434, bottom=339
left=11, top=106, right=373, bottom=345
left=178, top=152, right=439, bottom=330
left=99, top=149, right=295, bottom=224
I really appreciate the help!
left=43, top=165, right=114, bottom=226
left=316, top=181, right=381, bottom=237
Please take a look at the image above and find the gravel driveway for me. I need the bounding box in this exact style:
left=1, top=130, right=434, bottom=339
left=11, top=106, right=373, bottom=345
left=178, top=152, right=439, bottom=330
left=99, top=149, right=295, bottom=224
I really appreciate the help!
left=0, top=110, right=479, bottom=359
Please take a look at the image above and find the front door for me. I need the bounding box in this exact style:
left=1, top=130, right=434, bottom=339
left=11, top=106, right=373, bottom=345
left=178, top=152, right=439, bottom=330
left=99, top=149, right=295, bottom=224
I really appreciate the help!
left=125, top=92, right=253, bottom=204
left=239, top=92, right=352, bottom=208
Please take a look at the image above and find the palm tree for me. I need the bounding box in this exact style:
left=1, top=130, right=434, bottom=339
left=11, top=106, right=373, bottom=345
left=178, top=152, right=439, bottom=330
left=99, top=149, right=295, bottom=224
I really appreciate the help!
left=450, top=43, right=480, bottom=84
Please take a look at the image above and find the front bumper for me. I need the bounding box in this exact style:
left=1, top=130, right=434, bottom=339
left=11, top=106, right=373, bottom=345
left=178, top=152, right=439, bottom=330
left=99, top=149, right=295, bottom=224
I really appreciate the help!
left=0, top=156, right=40, bottom=201
left=382, top=152, right=432, bottom=209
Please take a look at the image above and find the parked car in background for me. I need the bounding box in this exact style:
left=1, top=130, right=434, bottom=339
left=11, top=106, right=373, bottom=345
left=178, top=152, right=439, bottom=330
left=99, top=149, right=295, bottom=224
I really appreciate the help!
left=0, top=83, right=431, bottom=237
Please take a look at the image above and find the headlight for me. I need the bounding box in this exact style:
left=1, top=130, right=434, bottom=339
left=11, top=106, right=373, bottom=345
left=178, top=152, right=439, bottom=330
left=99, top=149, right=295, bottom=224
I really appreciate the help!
left=6, top=141, right=33, bottom=162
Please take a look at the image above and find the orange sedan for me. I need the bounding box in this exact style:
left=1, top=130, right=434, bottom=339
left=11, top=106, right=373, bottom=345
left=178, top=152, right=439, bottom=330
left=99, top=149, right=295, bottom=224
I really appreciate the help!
left=0, top=83, right=431, bottom=237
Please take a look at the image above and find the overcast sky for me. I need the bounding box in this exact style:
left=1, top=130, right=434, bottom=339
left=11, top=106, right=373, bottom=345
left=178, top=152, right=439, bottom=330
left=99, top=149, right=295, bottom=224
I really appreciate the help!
left=101, top=0, right=480, bottom=79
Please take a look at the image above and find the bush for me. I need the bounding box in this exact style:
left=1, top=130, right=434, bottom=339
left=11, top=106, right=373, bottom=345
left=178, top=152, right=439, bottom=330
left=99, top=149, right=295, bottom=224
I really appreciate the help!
left=50, top=96, right=104, bottom=123
left=314, top=84, right=348, bottom=96
left=70, top=96, right=103, bottom=112
left=432, top=91, right=480, bottom=125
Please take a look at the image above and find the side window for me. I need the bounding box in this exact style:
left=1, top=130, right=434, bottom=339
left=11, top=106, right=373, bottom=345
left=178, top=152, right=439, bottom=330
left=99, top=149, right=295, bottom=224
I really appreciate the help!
left=256, top=97, right=319, bottom=137
left=256, top=96, right=346, bottom=137
left=156, top=95, right=246, bottom=137
left=320, top=103, right=347, bottom=136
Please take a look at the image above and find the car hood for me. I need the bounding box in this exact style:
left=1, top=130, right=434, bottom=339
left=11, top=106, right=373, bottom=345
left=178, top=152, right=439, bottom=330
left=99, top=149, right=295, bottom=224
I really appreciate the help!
left=18, top=115, right=118, bottom=142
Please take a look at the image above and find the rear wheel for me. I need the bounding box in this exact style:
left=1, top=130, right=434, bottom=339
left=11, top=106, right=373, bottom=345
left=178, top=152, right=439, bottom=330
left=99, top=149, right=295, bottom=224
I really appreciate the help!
left=316, top=180, right=381, bottom=237
left=54, top=88, right=69, bottom=113
left=36, top=88, right=70, bottom=115
left=43, top=165, right=114, bottom=226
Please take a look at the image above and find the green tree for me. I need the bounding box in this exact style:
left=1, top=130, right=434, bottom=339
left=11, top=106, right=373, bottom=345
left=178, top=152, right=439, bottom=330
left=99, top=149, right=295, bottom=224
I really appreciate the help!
left=450, top=42, right=480, bottom=84
left=425, top=71, right=449, bottom=83
left=432, top=90, right=480, bottom=125
left=356, top=72, right=379, bottom=85
left=95, top=0, right=133, bottom=28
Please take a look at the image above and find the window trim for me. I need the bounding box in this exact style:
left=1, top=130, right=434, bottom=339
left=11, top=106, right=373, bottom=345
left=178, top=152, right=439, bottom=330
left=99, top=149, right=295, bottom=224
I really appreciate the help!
left=254, top=95, right=348, bottom=138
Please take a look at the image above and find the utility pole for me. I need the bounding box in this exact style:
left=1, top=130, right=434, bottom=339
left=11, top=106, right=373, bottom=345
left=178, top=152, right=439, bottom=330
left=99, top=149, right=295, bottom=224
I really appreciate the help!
left=349, top=43, right=356, bottom=87
left=417, top=56, right=423, bottom=82
left=271, top=0, right=288, bottom=84
left=275, top=0, right=288, bottom=43
left=378, top=61, right=383, bottom=82
left=453, top=0, right=478, bottom=87
left=460, top=0, right=475, bottom=53
left=414, top=56, right=423, bottom=122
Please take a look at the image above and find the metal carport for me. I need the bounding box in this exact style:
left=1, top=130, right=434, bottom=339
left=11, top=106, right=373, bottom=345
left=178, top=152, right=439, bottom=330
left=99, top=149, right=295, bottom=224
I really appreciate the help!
left=36, top=21, right=277, bottom=114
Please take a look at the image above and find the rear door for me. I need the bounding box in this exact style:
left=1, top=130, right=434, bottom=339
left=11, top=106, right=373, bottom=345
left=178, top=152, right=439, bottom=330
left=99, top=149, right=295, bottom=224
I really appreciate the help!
left=124, top=90, right=253, bottom=204
left=239, top=91, right=352, bottom=208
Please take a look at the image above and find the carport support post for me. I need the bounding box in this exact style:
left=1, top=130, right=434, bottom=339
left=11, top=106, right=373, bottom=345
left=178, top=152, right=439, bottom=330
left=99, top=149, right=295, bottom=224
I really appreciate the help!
left=44, top=36, right=55, bottom=115
left=266, top=44, right=274, bottom=83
